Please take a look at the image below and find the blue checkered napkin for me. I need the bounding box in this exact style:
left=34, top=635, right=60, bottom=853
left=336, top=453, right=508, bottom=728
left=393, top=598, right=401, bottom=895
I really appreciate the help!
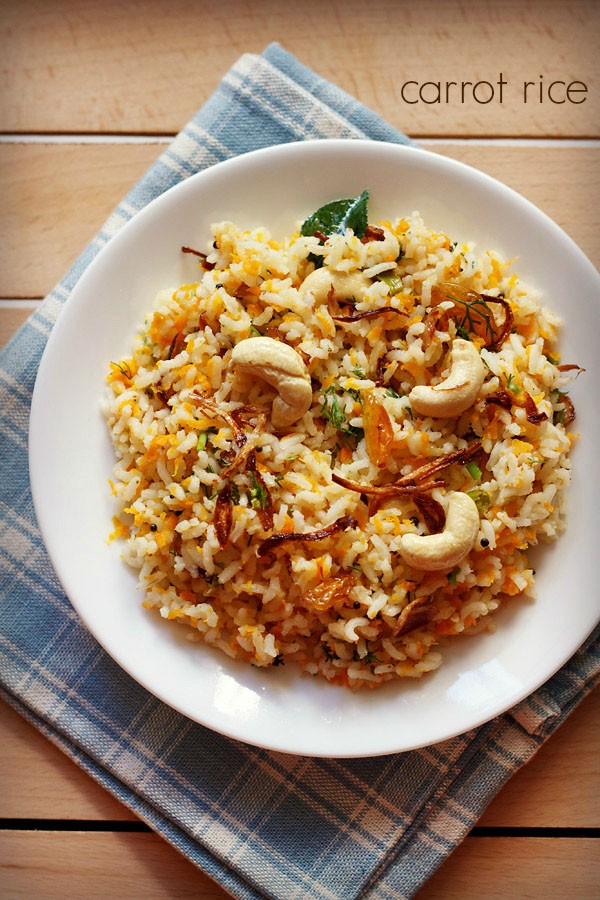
left=1, top=43, right=598, bottom=900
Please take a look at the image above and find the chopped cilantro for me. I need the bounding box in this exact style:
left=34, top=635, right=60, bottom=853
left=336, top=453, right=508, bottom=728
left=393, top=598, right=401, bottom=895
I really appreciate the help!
left=248, top=471, right=268, bottom=509
left=321, top=384, right=363, bottom=437
left=447, top=291, right=498, bottom=345
left=321, top=386, right=346, bottom=430
left=506, top=374, right=520, bottom=394
left=112, top=361, right=132, bottom=378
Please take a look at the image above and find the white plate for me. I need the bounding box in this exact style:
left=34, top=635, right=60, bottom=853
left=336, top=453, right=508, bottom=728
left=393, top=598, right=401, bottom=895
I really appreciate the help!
left=29, top=140, right=600, bottom=757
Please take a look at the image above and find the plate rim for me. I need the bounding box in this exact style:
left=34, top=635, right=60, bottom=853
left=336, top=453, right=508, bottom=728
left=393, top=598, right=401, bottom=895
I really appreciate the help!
left=29, top=139, right=600, bottom=757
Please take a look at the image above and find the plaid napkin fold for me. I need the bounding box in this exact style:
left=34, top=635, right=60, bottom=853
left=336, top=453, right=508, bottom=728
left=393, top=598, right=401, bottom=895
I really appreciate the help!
left=1, top=42, right=598, bottom=900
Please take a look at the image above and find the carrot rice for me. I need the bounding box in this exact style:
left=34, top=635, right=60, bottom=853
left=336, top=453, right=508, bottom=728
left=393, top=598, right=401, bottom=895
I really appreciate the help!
left=103, top=207, right=577, bottom=688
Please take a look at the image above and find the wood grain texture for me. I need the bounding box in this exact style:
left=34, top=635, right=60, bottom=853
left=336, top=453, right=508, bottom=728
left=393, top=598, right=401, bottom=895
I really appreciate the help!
left=1, top=0, right=598, bottom=137
left=417, top=837, right=600, bottom=900
left=1, top=832, right=598, bottom=899
left=0, top=830, right=226, bottom=899
left=0, top=701, right=137, bottom=821
left=0, top=304, right=38, bottom=349
left=0, top=143, right=161, bottom=299
left=1, top=689, right=598, bottom=826
left=1, top=141, right=597, bottom=300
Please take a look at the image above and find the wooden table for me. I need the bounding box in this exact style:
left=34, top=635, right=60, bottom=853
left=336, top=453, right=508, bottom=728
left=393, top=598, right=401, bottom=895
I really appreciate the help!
left=1, top=1, right=598, bottom=897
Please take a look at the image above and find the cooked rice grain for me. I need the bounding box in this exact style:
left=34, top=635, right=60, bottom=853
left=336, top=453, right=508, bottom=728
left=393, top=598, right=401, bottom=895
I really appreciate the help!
left=103, top=212, right=576, bottom=688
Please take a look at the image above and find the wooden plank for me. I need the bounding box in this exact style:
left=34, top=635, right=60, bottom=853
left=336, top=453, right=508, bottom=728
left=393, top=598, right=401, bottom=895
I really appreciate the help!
left=417, top=837, right=600, bottom=899
left=1, top=832, right=597, bottom=899
left=1, top=0, right=598, bottom=138
left=0, top=831, right=226, bottom=899
left=1, top=689, right=598, bottom=826
left=1, top=141, right=597, bottom=300
left=0, top=143, right=161, bottom=299
left=0, top=701, right=137, bottom=821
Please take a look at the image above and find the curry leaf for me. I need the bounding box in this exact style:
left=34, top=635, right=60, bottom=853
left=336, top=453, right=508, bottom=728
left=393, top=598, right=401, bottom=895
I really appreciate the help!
left=301, top=190, right=369, bottom=240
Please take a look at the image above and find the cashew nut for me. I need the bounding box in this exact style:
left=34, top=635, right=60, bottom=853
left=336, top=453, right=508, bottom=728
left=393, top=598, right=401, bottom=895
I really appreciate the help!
left=398, top=491, right=480, bottom=571
left=299, top=269, right=371, bottom=305
left=408, top=338, right=485, bottom=418
left=231, top=336, right=312, bottom=430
